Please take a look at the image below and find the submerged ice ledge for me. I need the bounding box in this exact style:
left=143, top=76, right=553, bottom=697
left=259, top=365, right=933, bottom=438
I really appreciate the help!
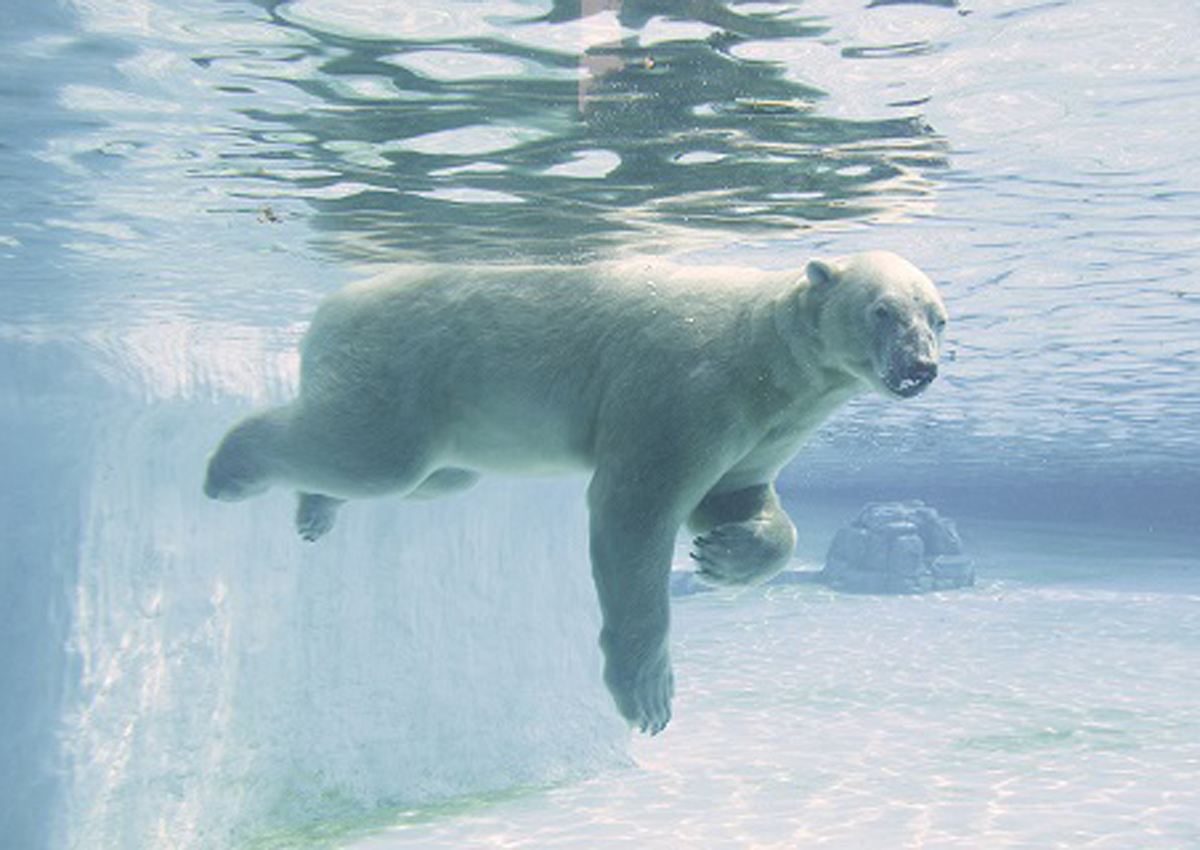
left=58, top=387, right=627, bottom=848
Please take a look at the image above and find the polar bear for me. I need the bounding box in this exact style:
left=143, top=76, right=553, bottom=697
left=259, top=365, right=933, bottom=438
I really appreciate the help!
left=204, top=251, right=948, bottom=734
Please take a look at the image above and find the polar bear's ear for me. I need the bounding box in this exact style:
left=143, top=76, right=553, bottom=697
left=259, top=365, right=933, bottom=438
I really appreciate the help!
left=805, top=258, right=840, bottom=290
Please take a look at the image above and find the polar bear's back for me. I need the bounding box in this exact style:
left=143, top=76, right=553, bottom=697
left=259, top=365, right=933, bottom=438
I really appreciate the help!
left=292, top=261, right=798, bottom=475
left=301, top=261, right=792, bottom=392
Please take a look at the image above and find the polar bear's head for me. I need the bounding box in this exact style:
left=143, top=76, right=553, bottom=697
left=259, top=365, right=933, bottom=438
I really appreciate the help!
left=806, top=251, right=948, bottom=399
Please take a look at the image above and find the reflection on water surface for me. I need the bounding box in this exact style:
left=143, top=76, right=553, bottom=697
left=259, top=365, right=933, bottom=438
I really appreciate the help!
left=180, top=0, right=949, bottom=262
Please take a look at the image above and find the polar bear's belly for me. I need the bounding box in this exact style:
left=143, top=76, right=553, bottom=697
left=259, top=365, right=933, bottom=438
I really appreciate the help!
left=447, top=430, right=591, bottom=476
left=442, top=400, right=593, bottom=476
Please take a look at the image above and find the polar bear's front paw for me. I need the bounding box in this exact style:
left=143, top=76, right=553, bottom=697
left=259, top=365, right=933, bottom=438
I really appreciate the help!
left=691, top=521, right=791, bottom=586
left=605, top=655, right=674, bottom=736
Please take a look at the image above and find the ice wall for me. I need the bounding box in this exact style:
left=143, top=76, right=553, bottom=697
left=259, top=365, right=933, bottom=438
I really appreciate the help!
left=0, top=341, right=96, bottom=849
left=3, top=336, right=626, bottom=848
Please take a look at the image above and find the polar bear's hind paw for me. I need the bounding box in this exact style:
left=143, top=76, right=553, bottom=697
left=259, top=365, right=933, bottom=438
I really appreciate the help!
left=296, top=493, right=343, bottom=542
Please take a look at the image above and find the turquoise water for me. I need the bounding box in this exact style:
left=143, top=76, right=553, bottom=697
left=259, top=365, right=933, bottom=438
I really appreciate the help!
left=342, top=510, right=1200, bottom=848
left=2, top=0, right=1199, bottom=846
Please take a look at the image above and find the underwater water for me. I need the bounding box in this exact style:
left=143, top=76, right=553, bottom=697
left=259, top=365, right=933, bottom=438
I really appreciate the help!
left=349, top=510, right=1200, bottom=848
left=1, top=0, right=1198, bottom=847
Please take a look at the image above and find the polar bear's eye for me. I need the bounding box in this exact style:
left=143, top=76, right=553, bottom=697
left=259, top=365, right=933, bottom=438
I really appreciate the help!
left=872, top=304, right=892, bottom=323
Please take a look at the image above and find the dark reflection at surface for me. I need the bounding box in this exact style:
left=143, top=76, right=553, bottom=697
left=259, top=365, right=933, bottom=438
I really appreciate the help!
left=221, top=0, right=950, bottom=262
left=867, top=0, right=964, bottom=10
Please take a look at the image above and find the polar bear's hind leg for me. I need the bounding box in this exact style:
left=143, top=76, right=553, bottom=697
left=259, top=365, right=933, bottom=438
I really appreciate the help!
left=295, top=492, right=344, bottom=541
left=204, top=409, right=290, bottom=502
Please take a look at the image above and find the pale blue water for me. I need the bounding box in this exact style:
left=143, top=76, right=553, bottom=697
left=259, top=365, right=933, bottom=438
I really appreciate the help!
left=1, top=0, right=1198, bottom=847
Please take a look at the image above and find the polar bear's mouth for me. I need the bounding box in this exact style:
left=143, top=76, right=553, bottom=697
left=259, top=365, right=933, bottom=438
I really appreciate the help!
left=890, top=376, right=931, bottom=398
left=882, top=363, right=938, bottom=398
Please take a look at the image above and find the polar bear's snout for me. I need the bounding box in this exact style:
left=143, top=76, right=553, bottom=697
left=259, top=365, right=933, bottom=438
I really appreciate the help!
left=878, top=321, right=941, bottom=398
left=886, top=358, right=938, bottom=398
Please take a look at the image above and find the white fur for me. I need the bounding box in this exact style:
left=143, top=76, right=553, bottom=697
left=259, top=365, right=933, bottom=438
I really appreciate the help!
left=204, top=251, right=948, bottom=733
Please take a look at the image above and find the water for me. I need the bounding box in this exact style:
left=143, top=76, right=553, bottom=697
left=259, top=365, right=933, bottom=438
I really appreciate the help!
left=1, top=0, right=1198, bottom=846
left=342, top=510, right=1200, bottom=848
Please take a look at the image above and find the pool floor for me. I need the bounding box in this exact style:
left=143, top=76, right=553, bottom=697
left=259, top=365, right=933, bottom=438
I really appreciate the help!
left=339, top=515, right=1200, bottom=848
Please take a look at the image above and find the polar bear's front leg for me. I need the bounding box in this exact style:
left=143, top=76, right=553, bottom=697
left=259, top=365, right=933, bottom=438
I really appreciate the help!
left=689, top=483, right=797, bottom=586
left=587, top=471, right=680, bottom=735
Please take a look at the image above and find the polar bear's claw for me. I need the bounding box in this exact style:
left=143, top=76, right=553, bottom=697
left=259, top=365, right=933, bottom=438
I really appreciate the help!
left=691, top=522, right=788, bottom=586
left=608, top=659, right=674, bottom=735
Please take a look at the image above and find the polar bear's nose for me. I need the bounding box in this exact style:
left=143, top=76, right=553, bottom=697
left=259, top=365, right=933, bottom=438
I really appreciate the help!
left=911, top=360, right=938, bottom=385
left=890, top=360, right=938, bottom=397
